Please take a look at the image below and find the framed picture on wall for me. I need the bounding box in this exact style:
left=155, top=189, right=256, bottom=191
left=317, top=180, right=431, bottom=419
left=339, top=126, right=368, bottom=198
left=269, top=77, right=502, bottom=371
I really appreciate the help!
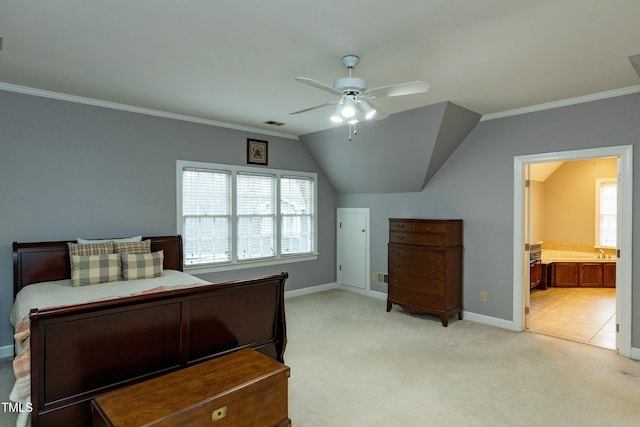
left=247, top=138, right=268, bottom=165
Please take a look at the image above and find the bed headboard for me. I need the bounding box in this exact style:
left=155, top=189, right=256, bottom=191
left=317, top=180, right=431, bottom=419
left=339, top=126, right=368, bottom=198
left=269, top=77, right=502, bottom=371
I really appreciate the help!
left=13, top=235, right=184, bottom=297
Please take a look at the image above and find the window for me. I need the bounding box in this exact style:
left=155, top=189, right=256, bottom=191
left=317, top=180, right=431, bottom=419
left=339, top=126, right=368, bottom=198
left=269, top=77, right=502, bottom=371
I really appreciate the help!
left=237, top=173, right=276, bottom=260
left=595, top=178, right=617, bottom=248
left=281, top=176, right=314, bottom=255
left=177, top=160, right=317, bottom=271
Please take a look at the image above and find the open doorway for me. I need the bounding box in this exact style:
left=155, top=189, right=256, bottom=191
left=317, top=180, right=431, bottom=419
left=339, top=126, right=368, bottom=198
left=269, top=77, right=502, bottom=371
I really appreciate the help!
left=526, top=158, right=617, bottom=349
left=513, top=145, right=633, bottom=358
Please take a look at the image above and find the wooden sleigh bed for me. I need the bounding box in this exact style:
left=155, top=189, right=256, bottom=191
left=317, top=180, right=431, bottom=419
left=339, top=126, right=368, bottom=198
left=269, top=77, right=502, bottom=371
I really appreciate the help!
left=12, top=235, right=288, bottom=427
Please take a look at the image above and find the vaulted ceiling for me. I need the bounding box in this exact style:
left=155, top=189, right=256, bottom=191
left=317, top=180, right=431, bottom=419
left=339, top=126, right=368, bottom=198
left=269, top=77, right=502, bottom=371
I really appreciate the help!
left=1, top=1, right=639, bottom=138
left=2, top=1, right=640, bottom=193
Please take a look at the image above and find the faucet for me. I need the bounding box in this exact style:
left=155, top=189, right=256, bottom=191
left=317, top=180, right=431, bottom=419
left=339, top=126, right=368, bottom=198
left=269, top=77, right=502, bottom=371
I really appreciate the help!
left=596, top=248, right=605, bottom=259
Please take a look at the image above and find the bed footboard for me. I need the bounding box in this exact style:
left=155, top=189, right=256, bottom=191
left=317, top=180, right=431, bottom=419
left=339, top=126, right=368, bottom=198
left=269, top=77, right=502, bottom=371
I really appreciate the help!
left=29, top=272, right=288, bottom=427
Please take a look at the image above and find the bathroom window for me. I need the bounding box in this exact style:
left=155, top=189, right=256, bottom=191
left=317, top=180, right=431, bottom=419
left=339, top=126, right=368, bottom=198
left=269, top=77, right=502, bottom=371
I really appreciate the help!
left=595, top=178, right=617, bottom=248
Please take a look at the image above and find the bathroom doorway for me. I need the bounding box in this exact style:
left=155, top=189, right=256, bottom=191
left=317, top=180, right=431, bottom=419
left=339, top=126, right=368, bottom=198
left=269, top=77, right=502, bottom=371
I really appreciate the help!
left=513, top=145, right=632, bottom=358
left=527, top=158, right=617, bottom=349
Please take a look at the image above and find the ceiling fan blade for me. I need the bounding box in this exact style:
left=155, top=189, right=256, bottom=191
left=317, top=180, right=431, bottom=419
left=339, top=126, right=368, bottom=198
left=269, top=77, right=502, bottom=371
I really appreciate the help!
left=289, top=102, right=336, bottom=115
left=295, top=77, right=343, bottom=96
left=366, top=81, right=429, bottom=98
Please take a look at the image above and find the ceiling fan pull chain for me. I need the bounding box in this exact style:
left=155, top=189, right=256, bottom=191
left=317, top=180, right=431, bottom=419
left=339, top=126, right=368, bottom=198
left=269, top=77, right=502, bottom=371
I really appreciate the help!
left=347, top=122, right=357, bottom=141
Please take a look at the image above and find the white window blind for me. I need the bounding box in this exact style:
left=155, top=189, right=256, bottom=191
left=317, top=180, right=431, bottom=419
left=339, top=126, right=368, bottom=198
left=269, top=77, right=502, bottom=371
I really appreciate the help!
left=596, top=179, right=617, bottom=248
left=237, top=173, right=276, bottom=260
left=280, top=176, right=314, bottom=255
left=177, top=160, right=317, bottom=271
left=182, top=168, right=231, bottom=265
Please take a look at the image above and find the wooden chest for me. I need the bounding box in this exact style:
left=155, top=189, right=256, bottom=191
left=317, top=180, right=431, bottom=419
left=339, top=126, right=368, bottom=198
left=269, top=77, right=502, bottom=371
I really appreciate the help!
left=92, top=348, right=290, bottom=427
left=387, top=218, right=463, bottom=326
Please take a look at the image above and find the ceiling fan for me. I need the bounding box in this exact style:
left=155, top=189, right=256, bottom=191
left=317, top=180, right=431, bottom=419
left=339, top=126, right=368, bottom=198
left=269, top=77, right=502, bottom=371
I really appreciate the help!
left=291, top=54, right=429, bottom=138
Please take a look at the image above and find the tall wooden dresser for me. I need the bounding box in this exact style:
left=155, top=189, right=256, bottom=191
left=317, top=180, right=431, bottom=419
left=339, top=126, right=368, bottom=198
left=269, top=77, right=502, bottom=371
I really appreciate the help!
left=387, top=218, right=463, bottom=327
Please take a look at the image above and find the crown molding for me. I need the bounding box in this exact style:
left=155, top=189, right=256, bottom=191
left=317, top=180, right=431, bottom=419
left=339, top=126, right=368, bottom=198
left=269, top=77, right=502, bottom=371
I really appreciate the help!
left=0, top=82, right=298, bottom=140
left=480, top=85, right=640, bottom=121
left=3, top=81, right=639, bottom=133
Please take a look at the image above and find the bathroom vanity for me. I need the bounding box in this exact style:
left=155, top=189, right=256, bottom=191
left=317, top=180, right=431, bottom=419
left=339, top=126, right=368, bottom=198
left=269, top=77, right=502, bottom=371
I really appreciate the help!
left=552, top=261, right=616, bottom=287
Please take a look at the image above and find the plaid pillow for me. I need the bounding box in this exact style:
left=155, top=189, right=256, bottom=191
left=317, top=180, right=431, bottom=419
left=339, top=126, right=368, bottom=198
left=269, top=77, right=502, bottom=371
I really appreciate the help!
left=70, top=254, right=121, bottom=286
left=121, top=251, right=164, bottom=281
left=68, top=241, right=114, bottom=256
left=114, top=240, right=151, bottom=254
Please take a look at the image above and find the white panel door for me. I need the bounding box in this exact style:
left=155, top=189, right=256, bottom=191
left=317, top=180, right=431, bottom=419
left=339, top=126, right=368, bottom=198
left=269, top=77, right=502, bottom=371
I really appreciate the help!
left=337, top=208, right=369, bottom=289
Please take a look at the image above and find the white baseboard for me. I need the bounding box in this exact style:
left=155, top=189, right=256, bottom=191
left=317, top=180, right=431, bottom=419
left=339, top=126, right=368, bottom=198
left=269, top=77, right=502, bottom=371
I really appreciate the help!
left=285, top=282, right=387, bottom=301
left=462, top=311, right=519, bottom=331
left=285, top=282, right=338, bottom=299
left=336, top=284, right=387, bottom=301
left=0, top=344, right=14, bottom=359
left=630, top=347, right=640, bottom=361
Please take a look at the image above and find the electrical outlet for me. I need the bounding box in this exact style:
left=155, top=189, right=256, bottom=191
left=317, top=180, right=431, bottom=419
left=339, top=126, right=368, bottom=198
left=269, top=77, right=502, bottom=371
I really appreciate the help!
left=480, top=291, right=487, bottom=302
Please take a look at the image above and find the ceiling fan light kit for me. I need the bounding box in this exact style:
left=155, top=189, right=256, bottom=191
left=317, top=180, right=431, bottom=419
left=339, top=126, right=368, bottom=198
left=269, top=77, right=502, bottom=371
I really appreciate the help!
left=291, top=54, right=429, bottom=140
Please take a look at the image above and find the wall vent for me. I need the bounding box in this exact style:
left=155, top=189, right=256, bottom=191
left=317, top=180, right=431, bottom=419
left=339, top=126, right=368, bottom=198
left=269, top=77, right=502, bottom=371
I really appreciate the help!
left=371, top=272, right=388, bottom=284
left=264, top=120, right=285, bottom=126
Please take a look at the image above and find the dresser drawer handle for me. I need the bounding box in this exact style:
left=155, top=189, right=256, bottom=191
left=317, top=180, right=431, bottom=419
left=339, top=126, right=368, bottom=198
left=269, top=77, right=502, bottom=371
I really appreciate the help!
left=398, top=235, right=405, bottom=240
left=212, top=406, right=228, bottom=421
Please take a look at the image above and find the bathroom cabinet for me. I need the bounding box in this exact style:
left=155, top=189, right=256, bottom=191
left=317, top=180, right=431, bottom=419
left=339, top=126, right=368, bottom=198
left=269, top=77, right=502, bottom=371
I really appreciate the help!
left=579, top=263, right=604, bottom=287
left=551, top=262, right=615, bottom=287
left=387, top=218, right=462, bottom=327
left=530, top=260, right=543, bottom=289
left=552, top=263, right=579, bottom=287
left=603, top=263, right=616, bottom=288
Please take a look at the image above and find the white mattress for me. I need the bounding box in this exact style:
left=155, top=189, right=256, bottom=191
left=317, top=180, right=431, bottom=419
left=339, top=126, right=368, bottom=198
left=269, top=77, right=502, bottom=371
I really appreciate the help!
left=10, top=269, right=208, bottom=326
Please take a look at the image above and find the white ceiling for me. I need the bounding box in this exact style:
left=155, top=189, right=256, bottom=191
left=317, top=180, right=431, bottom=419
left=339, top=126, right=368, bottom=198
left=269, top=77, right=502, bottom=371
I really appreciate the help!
left=1, top=1, right=639, bottom=138
left=529, top=161, right=564, bottom=182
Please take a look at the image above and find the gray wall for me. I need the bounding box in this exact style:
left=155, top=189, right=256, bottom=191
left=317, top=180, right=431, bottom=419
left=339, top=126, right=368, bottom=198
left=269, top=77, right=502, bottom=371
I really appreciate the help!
left=337, top=93, right=640, bottom=347
left=0, top=90, right=337, bottom=348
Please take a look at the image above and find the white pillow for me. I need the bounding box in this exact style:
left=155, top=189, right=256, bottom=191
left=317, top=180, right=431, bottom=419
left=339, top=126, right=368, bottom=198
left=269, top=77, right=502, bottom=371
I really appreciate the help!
left=77, top=236, right=143, bottom=244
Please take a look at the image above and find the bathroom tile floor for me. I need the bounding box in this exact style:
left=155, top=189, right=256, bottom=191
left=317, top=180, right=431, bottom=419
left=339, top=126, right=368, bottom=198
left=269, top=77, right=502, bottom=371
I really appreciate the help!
left=528, top=287, right=616, bottom=350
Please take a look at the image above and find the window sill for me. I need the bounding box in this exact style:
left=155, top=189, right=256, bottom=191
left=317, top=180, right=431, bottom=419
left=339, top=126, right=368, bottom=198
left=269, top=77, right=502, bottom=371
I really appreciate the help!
left=184, top=253, right=319, bottom=274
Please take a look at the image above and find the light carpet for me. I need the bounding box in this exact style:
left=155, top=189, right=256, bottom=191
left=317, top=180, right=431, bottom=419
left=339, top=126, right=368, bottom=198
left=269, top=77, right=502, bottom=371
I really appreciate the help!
left=285, top=289, right=640, bottom=426
left=1, top=289, right=639, bottom=426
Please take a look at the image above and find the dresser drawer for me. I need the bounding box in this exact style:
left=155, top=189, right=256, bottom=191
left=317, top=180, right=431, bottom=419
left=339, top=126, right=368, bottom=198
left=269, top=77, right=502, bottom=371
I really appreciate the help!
left=389, top=245, right=446, bottom=279
left=389, top=258, right=445, bottom=279
left=388, top=273, right=445, bottom=295
left=388, top=287, right=445, bottom=310
left=389, top=231, right=448, bottom=246
left=389, top=245, right=444, bottom=264
left=389, top=220, right=416, bottom=232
